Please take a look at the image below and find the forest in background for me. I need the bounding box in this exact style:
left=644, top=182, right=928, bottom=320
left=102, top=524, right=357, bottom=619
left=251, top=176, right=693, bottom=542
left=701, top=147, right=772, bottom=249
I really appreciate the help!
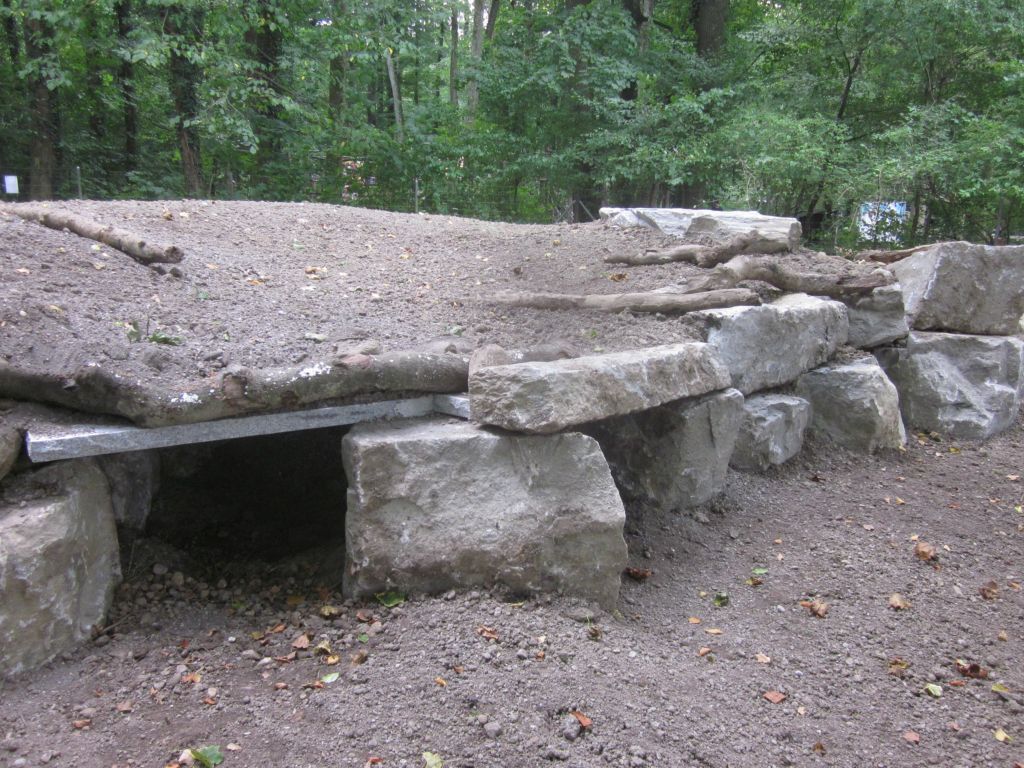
left=0, top=0, right=1021, bottom=248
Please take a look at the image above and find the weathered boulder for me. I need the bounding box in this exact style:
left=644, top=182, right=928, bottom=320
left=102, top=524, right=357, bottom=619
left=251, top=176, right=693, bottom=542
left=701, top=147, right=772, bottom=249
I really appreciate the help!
left=584, top=389, right=745, bottom=509
left=469, top=343, right=731, bottom=434
left=600, top=207, right=802, bottom=251
left=1, top=459, right=120, bottom=677
left=875, top=332, right=1024, bottom=440
left=730, top=395, right=811, bottom=472
left=687, top=294, right=849, bottom=395
left=796, top=359, right=905, bottom=451
left=342, top=418, right=627, bottom=608
left=893, top=242, right=1024, bottom=335
left=97, top=450, right=160, bottom=531
left=843, top=284, right=909, bottom=349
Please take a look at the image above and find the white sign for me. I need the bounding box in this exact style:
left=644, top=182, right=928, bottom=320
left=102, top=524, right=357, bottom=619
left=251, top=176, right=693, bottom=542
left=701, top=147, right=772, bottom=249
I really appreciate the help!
left=3, top=176, right=17, bottom=195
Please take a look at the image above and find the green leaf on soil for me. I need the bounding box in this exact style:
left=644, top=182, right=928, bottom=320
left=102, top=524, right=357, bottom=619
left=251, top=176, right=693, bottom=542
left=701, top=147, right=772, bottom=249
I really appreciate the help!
left=752, top=567, right=769, bottom=575
left=375, top=590, right=406, bottom=608
left=358, top=633, right=369, bottom=644
left=924, top=683, right=943, bottom=698
left=319, top=672, right=340, bottom=684
left=189, top=746, right=224, bottom=768
left=147, top=329, right=183, bottom=345
left=713, top=591, right=730, bottom=608
left=423, top=752, right=444, bottom=768
left=991, top=682, right=1010, bottom=693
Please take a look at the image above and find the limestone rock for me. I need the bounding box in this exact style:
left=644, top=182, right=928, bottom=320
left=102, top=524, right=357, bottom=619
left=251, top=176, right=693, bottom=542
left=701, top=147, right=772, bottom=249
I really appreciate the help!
left=97, top=451, right=160, bottom=531
left=469, top=343, right=731, bottom=434
left=584, top=389, right=745, bottom=509
left=0, top=459, right=120, bottom=677
left=843, top=284, right=909, bottom=349
left=875, top=332, right=1024, bottom=440
left=893, top=242, right=1024, bottom=335
left=730, top=395, right=811, bottom=472
left=600, top=207, right=801, bottom=251
left=0, top=425, right=19, bottom=483
left=688, top=294, right=849, bottom=395
left=342, top=418, right=627, bottom=608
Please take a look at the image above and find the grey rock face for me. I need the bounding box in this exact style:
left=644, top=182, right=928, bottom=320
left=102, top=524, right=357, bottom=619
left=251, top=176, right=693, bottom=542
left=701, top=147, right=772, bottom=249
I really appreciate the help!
left=469, top=343, right=731, bottom=434
left=584, top=389, right=745, bottom=509
left=342, top=418, right=627, bottom=608
left=796, top=359, right=905, bottom=451
left=97, top=450, right=160, bottom=531
left=730, top=395, right=811, bottom=472
left=844, top=284, right=909, bottom=349
left=875, top=332, right=1024, bottom=440
left=600, top=207, right=801, bottom=251
left=893, top=242, right=1024, bottom=335
left=688, top=294, right=849, bottom=395
left=0, top=425, right=19, bottom=482
left=0, top=459, right=120, bottom=677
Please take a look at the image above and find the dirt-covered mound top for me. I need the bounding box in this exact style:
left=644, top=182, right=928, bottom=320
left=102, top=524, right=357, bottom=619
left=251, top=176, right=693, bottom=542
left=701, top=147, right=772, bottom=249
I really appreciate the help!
left=0, top=200, right=872, bottom=425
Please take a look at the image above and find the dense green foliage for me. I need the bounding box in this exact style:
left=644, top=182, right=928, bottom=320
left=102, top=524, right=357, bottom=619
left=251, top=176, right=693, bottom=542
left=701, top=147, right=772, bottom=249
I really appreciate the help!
left=1, top=0, right=1021, bottom=246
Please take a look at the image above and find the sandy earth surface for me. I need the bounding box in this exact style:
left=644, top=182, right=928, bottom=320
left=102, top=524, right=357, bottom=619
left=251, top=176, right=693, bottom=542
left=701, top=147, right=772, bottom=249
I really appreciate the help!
left=1, top=202, right=1022, bottom=768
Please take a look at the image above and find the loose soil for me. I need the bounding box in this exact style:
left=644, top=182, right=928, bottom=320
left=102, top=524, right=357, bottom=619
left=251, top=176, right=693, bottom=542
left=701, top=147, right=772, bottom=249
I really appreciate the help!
left=1, top=203, right=1022, bottom=767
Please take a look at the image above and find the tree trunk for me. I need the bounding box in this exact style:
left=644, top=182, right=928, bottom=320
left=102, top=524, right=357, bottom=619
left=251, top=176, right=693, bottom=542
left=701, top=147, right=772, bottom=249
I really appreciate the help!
left=165, top=9, right=204, bottom=197
left=248, top=0, right=285, bottom=167
left=448, top=8, right=459, bottom=107
left=2, top=0, right=19, bottom=67
left=384, top=48, right=404, bottom=140
left=114, top=0, right=138, bottom=174
left=465, top=0, right=485, bottom=118
left=692, top=0, right=727, bottom=58
left=485, top=0, right=501, bottom=40
left=487, top=287, right=760, bottom=314
left=23, top=15, right=57, bottom=200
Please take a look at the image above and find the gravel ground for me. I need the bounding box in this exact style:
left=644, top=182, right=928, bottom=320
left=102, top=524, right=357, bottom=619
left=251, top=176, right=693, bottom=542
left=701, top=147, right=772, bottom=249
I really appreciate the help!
left=1, top=420, right=1022, bottom=768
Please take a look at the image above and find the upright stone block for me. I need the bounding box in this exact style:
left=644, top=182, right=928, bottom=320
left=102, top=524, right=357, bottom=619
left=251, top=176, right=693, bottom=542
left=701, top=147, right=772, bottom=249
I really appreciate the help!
left=97, top=450, right=160, bottom=531
left=730, top=394, right=811, bottom=472
left=875, top=332, right=1024, bottom=440
left=688, top=294, right=849, bottom=395
left=342, top=419, right=627, bottom=608
left=1, top=459, right=120, bottom=677
left=843, top=284, right=909, bottom=349
left=893, top=242, right=1024, bottom=335
left=469, top=343, right=731, bottom=434
left=584, top=389, right=745, bottom=509
left=796, top=359, right=905, bottom=451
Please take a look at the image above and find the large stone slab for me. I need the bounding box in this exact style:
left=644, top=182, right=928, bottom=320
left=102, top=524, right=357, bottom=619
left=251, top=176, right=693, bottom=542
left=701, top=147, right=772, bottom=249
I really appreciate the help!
left=584, top=389, right=744, bottom=510
left=688, top=294, right=849, bottom=395
left=342, top=419, right=627, bottom=608
left=730, top=395, right=811, bottom=472
left=796, top=359, right=905, bottom=451
left=600, top=207, right=801, bottom=251
left=893, top=242, right=1024, bottom=335
left=843, top=284, right=909, bottom=349
left=875, top=332, right=1024, bottom=440
left=469, top=343, right=731, bottom=434
left=1, top=459, right=120, bottom=677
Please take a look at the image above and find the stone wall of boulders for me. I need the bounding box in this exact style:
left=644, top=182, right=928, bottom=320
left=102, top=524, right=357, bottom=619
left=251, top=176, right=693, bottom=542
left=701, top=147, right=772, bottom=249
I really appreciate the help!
left=2, top=236, right=1022, bottom=677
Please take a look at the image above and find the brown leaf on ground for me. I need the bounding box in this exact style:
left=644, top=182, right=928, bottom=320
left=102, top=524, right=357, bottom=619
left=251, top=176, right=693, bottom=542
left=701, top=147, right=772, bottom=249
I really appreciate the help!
left=350, top=650, right=368, bottom=665
left=269, top=623, right=286, bottom=634
left=291, top=634, right=310, bottom=650
left=763, top=690, right=786, bottom=704
left=955, top=660, right=988, bottom=679
left=888, top=593, right=911, bottom=610
left=273, top=682, right=288, bottom=690
left=697, top=647, right=712, bottom=657
left=570, top=711, right=593, bottom=729
left=902, top=730, right=920, bottom=744
left=704, top=627, right=724, bottom=635
left=812, top=742, right=826, bottom=754
left=72, top=718, right=91, bottom=730
left=434, top=676, right=447, bottom=687
left=914, top=541, right=937, bottom=561
left=355, top=609, right=375, bottom=623
left=608, top=273, right=628, bottom=282
left=624, top=567, right=652, bottom=581
left=979, top=581, right=999, bottom=600
left=363, top=758, right=384, bottom=768
left=476, top=625, right=499, bottom=641
left=756, top=653, right=772, bottom=664
left=688, top=616, right=702, bottom=624
left=800, top=598, right=829, bottom=618
left=888, top=658, right=910, bottom=677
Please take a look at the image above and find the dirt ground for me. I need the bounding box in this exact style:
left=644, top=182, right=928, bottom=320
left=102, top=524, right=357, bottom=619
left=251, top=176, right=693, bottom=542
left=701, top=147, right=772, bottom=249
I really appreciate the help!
left=1, top=202, right=1022, bottom=767
left=0, top=420, right=1022, bottom=768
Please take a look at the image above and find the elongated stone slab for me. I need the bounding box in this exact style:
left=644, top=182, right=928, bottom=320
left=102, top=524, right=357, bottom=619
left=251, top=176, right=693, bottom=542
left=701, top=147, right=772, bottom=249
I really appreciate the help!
left=343, top=418, right=627, bottom=608
left=469, top=343, right=731, bottom=434
left=600, top=207, right=801, bottom=251
left=688, top=294, right=849, bottom=395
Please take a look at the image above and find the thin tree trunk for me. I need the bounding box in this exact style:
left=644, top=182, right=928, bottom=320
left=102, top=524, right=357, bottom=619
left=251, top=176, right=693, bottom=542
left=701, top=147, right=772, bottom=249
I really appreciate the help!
left=23, top=15, right=57, bottom=200
left=164, top=8, right=204, bottom=197
left=448, top=8, right=459, bottom=107
left=385, top=48, right=404, bottom=140
left=485, top=0, right=501, bottom=40
left=248, top=0, right=284, bottom=168
left=465, top=0, right=484, bottom=118
left=2, top=0, right=19, bottom=66
left=114, top=0, right=138, bottom=174
left=487, top=287, right=760, bottom=314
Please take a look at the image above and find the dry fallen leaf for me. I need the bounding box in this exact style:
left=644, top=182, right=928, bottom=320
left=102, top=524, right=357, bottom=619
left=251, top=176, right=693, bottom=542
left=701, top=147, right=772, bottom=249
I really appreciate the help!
left=115, top=701, right=132, bottom=713
left=476, top=625, right=499, bottom=641
left=812, top=742, right=826, bottom=755
left=688, top=616, right=702, bottom=624
left=994, top=728, right=1012, bottom=743
left=625, top=567, right=652, bottom=582
left=755, top=653, right=772, bottom=664
left=888, top=593, right=911, bottom=611
left=997, top=630, right=1008, bottom=641
left=763, top=691, right=786, bottom=704
left=72, top=718, right=91, bottom=730
left=902, top=731, right=920, bottom=744
left=955, top=659, right=989, bottom=679
left=979, top=580, right=999, bottom=600
left=571, top=711, right=593, bottom=729
left=608, top=273, right=628, bottom=282
left=434, top=676, right=447, bottom=687
left=355, top=609, right=375, bottom=623
left=697, top=647, right=712, bottom=657
left=704, top=627, right=724, bottom=635
left=888, top=657, right=910, bottom=677
left=273, top=682, right=288, bottom=690
left=350, top=650, right=368, bottom=665
left=796, top=706, right=807, bottom=716
left=800, top=598, right=829, bottom=618
left=291, top=634, right=311, bottom=650
left=914, top=541, right=937, bottom=561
